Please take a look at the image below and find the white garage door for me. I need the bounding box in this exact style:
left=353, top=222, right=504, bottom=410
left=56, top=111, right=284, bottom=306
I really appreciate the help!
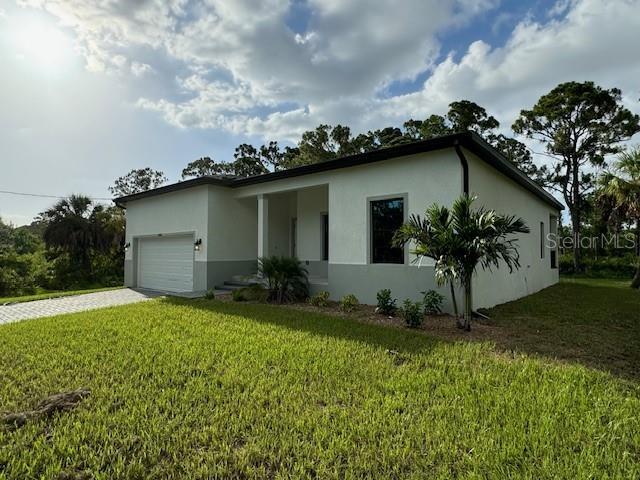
left=137, top=235, right=194, bottom=292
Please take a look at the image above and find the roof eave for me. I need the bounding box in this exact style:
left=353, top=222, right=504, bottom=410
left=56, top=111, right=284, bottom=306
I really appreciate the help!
left=113, top=132, right=563, bottom=211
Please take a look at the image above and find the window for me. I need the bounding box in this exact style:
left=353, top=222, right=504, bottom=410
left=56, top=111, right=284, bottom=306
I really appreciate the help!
left=540, top=221, right=545, bottom=259
left=370, top=197, right=404, bottom=264
left=550, top=215, right=558, bottom=269
left=321, top=213, right=329, bottom=261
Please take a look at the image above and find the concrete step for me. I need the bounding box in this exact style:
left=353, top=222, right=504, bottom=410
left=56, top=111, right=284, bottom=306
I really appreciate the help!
left=231, top=274, right=261, bottom=284
left=216, top=275, right=266, bottom=292
left=214, top=284, right=244, bottom=291
left=224, top=280, right=254, bottom=287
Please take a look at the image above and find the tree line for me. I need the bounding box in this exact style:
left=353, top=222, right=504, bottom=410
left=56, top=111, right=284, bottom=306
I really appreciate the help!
left=0, top=196, right=124, bottom=296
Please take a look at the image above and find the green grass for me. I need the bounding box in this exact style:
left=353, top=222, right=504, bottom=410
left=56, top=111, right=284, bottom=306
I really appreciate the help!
left=0, top=286, right=124, bottom=305
left=483, top=276, right=639, bottom=380
left=0, top=286, right=638, bottom=479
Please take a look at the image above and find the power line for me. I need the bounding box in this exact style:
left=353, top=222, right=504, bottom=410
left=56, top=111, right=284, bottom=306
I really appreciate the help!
left=0, top=190, right=112, bottom=201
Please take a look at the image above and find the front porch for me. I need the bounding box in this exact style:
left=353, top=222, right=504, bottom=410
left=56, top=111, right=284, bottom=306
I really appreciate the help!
left=215, top=184, right=329, bottom=292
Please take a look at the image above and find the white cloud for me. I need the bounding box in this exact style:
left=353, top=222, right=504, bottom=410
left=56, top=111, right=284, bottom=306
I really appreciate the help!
left=137, top=73, right=269, bottom=129
left=16, top=0, right=499, bottom=126
left=14, top=0, right=640, bottom=143
left=131, top=61, right=153, bottom=77
left=375, top=0, right=640, bottom=130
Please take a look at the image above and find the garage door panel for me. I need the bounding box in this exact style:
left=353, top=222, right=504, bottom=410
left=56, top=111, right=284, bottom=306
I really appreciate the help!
left=138, top=235, right=194, bottom=292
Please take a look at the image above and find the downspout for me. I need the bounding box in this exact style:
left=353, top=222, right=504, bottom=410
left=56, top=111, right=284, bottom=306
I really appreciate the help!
left=454, top=142, right=469, bottom=195
left=453, top=143, right=488, bottom=322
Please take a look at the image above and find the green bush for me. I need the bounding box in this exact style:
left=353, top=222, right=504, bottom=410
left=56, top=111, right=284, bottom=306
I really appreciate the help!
left=232, top=288, right=247, bottom=302
left=340, top=294, right=359, bottom=312
left=258, top=256, right=309, bottom=303
left=400, top=299, right=423, bottom=328
left=376, top=289, right=397, bottom=316
left=232, top=284, right=269, bottom=302
left=422, top=290, right=444, bottom=315
left=0, top=252, right=42, bottom=296
left=204, top=289, right=217, bottom=300
left=560, top=253, right=638, bottom=279
left=309, top=291, right=330, bottom=307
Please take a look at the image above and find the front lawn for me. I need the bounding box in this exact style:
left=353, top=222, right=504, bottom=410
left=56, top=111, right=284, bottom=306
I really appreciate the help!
left=0, top=285, right=638, bottom=478
left=483, top=276, right=639, bottom=380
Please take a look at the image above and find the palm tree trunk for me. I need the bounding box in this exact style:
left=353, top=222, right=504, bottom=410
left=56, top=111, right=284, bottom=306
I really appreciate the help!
left=449, top=281, right=459, bottom=318
left=463, top=275, right=472, bottom=332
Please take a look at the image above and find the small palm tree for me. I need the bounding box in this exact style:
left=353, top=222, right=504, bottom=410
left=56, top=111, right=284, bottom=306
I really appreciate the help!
left=393, top=206, right=461, bottom=319
left=395, top=195, right=529, bottom=331
left=258, top=256, right=309, bottom=303
left=598, top=147, right=640, bottom=288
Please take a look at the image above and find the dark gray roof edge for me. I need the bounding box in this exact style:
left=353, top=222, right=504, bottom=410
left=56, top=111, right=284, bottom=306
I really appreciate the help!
left=114, top=131, right=563, bottom=211
left=461, top=132, right=564, bottom=211
left=114, top=175, right=233, bottom=206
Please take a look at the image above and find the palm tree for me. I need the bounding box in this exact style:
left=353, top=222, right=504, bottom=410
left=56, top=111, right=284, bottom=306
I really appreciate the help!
left=393, top=206, right=461, bottom=321
left=258, top=256, right=309, bottom=303
left=598, top=147, right=640, bottom=288
left=41, top=195, right=119, bottom=279
left=395, top=195, right=529, bottom=331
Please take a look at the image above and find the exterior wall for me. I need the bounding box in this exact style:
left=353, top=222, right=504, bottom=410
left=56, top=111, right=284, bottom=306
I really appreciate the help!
left=206, top=188, right=258, bottom=288
left=297, top=186, right=328, bottom=277
left=267, top=192, right=295, bottom=257
left=327, top=151, right=461, bottom=306
left=466, top=149, right=561, bottom=309
left=124, top=185, right=260, bottom=291
left=123, top=186, right=209, bottom=291
left=235, top=149, right=463, bottom=307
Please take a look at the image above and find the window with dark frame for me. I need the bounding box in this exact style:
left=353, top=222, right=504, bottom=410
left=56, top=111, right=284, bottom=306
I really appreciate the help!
left=370, top=197, right=404, bottom=264
left=321, top=213, right=329, bottom=261
left=540, top=221, right=545, bottom=259
left=550, top=215, right=558, bottom=269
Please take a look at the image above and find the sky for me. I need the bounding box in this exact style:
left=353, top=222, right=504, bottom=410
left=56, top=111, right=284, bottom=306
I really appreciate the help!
left=1, top=0, right=639, bottom=225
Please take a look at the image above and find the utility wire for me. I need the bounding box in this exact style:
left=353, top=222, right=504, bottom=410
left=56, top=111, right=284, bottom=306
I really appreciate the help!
left=0, top=190, right=112, bottom=201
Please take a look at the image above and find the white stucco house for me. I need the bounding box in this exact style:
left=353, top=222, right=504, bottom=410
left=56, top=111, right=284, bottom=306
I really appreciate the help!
left=115, top=132, right=562, bottom=311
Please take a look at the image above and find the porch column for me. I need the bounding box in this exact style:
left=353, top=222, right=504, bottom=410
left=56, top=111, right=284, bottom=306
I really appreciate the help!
left=257, top=194, right=269, bottom=259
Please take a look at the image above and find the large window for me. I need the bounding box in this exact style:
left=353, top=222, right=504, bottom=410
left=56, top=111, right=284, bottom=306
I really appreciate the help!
left=370, top=197, right=404, bottom=264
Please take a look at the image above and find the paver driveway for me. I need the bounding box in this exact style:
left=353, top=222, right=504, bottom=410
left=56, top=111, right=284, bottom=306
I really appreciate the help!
left=0, top=289, right=159, bottom=325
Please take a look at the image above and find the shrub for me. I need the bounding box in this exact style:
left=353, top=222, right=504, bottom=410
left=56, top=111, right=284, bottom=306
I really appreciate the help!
left=232, top=284, right=269, bottom=302
left=258, top=256, right=309, bottom=303
left=204, top=289, right=217, bottom=300
left=559, top=253, right=638, bottom=279
left=231, top=289, right=246, bottom=302
left=400, top=299, right=423, bottom=328
left=422, top=290, right=444, bottom=315
left=340, top=294, right=359, bottom=312
left=309, top=291, right=330, bottom=307
left=376, top=289, right=397, bottom=316
left=0, top=252, right=40, bottom=296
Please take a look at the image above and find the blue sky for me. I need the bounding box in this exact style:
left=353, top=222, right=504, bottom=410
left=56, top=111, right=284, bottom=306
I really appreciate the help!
left=1, top=0, right=639, bottom=225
